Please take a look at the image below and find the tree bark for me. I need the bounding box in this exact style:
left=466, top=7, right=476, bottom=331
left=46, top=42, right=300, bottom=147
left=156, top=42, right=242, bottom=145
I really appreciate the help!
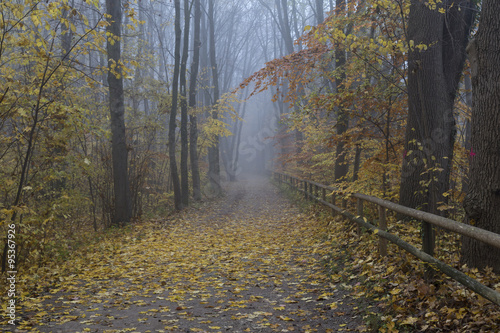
left=106, top=0, right=132, bottom=224
left=180, top=0, right=191, bottom=207
left=399, top=0, right=474, bottom=216
left=189, top=0, right=202, bottom=201
left=461, top=0, right=500, bottom=273
left=462, top=73, right=472, bottom=194
left=169, top=0, right=183, bottom=210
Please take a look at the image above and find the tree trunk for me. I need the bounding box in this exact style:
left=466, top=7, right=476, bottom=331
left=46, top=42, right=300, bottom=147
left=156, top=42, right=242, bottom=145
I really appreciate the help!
left=169, top=0, right=183, bottom=210
left=106, top=0, right=132, bottom=224
left=180, top=0, right=191, bottom=207
left=189, top=0, right=202, bottom=201
left=315, top=0, right=324, bottom=25
left=399, top=0, right=474, bottom=216
left=207, top=0, right=222, bottom=195
left=333, top=0, right=349, bottom=182
left=61, top=0, right=73, bottom=57
left=462, top=73, right=472, bottom=194
left=461, top=0, right=500, bottom=273
left=275, top=0, right=294, bottom=55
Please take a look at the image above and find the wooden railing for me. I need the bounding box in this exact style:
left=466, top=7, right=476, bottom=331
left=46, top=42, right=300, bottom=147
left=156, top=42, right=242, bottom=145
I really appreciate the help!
left=273, top=171, right=500, bottom=306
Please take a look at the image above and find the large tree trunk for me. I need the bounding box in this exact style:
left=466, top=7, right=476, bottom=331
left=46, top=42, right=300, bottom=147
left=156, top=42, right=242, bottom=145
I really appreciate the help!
left=180, top=0, right=191, bottom=207
left=169, top=0, right=183, bottom=210
left=461, top=73, right=472, bottom=194
left=207, top=0, right=222, bottom=195
left=106, top=0, right=131, bottom=224
left=399, top=1, right=474, bottom=216
left=461, top=0, right=500, bottom=273
left=189, top=0, right=202, bottom=201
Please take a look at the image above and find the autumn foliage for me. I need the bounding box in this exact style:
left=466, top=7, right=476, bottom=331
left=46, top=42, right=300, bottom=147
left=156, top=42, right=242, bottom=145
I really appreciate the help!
left=239, top=1, right=411, bottom=201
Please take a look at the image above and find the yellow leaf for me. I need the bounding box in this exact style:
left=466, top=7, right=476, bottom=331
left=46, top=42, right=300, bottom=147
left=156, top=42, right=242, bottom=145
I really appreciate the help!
left=390, top=288, right=402, bottom=295
left=401, top=317, right=418, bottom=325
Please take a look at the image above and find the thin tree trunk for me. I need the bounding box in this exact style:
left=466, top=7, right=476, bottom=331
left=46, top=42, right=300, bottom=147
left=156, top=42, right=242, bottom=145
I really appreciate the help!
left=180, top=0, right=191, bottom=206
left=334, top=0, right=349, bottom=182
left=276, top=0, right=294, bottom=54
left=315, top=0, right=324, bottom=25
left=231, top=99, right=247, bottom=180
left=107, top=0, right=131, bottom=224
left=189, top=0, right=202, bottom=201
left=169, top=0, right=183, bottom=210
left=207, top=0, right=221, bottom=195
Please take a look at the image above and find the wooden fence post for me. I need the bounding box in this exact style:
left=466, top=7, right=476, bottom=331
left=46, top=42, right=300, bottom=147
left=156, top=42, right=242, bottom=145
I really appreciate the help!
left=378, top=205, right=387, bottom=256
left=356, top=198, right=363, bottom=236
left=423, top=221, right=436, bottom=280
left=304, top=181, right=308, bottom=199
left=322, top=188, right=326, bottom=202
left=342, top=199, right=347, bottom=222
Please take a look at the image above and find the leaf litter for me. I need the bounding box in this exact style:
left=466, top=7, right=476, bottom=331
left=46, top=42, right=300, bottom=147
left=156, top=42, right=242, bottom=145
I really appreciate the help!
left=2, top=176, right=365, bottom=332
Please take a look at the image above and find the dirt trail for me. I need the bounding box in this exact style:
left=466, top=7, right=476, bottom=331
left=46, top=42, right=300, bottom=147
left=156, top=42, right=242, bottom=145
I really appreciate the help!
left=7, top=175, right=364, bottom=332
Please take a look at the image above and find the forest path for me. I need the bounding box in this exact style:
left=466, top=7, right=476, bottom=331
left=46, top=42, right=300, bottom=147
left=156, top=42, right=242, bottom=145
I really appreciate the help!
left=14, top=175, right=364, bottom=332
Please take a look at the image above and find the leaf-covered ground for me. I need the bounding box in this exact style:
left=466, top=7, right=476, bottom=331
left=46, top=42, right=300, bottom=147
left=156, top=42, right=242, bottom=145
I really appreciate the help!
left=3, top=176, right=367, bottom=332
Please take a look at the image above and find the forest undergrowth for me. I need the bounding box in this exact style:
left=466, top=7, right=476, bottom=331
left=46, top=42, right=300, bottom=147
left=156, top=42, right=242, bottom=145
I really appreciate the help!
left=276, top=183, right=500, bottom=332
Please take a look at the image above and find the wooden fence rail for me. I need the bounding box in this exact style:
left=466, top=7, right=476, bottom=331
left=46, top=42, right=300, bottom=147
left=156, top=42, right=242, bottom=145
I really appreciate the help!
left=273, top=171, right=500, bottom=306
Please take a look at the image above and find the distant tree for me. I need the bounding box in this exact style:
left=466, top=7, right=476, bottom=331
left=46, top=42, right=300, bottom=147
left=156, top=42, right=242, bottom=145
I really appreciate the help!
left=461, top=0, right=500, bottom=273
left=106, top=0, right=132, bottom=224
left=189, top=0, right=202, bottom=201
left=169, top=0, right=183, bottom=210
left=207, top=0, right=222, bottom=195
left=180, top=0, right=191, bottom=206
left=315, top=0, right=324, bottom=25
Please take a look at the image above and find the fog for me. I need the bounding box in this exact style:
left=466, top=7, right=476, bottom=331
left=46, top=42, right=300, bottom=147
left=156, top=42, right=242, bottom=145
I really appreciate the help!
left=123, top=0, right=331, bottom=180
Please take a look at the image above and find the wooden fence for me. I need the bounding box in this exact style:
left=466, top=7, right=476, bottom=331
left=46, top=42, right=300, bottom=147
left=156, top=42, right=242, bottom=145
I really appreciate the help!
left=273, top=171, right=500, bottom=306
